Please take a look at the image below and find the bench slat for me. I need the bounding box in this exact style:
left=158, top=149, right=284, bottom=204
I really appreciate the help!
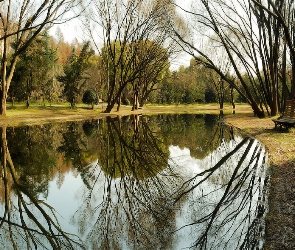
left=273, top=99, right=295, bottom=129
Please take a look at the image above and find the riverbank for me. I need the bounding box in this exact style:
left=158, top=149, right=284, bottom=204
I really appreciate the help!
left=0, top=103, right=294, bottom=249
left=0, top=103, right=247, bottom=127
left=225, top=112, right=295, bottom=250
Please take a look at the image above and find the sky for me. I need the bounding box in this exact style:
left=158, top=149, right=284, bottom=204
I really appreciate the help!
left=49, top=1, right=193, bottom=71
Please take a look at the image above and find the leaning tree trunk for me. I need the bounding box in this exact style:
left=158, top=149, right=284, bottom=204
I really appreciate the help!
left=104, top=76, right=117, bottom=113
left=104, top=82, right=128, bottom=113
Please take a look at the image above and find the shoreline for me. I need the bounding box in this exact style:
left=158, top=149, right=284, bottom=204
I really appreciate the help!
left=225, top=113, right=295, bottom=250
left=1, top=103, right=293, bottom=249
left=0, top=103, right=240, bottom=127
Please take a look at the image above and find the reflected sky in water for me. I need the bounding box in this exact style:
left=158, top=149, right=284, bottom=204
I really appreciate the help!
left=0, top=114, right=268, bottom=250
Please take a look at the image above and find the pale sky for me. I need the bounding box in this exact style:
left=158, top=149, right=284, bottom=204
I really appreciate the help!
left=49, top=1, right=193, bottom=71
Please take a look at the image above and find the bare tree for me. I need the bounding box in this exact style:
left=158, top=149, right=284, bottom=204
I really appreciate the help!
left=0, top=0, right=83, bottom=115
left=83, top=0, right=185, bottom=113
left=173, top=0, right=295, bottom=117
left=250, top=0, right=295, bottom=113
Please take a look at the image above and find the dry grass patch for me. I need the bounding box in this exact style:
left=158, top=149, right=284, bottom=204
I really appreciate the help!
left=225, top=112, right=295, bottom=165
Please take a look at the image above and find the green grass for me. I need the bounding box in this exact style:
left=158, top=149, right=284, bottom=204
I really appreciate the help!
left=0, top=102, right=252, bottom=127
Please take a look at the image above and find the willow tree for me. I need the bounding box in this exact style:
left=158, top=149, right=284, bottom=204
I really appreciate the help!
left=174, top=0, right=295, bottom=117
left=251, top=0, right=295, bottom=113
left=83, top=0, right=186, bottom=113
left=132, top=40, right=171, bottom=109
left=100, top=40, right=171, bottom=110
left=0, top=0, right=82, bottom=116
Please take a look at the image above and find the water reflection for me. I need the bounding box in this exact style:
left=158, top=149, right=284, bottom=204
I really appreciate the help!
left=0, top=114, right=268, bottom=249
left=173, top=136, right=268, bottom=249
left=0, top=126, right=84, bottom=250
left=72, top=115, right=176, bottom=249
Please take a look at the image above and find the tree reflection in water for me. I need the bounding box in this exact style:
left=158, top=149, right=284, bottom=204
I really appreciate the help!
left=0, top=114, right=269, bottom=249
left=0, top=126, right=84, bottom=250
left=73, top=115, right=178, bottom=249
left=173, top=130, right=268, bottom=249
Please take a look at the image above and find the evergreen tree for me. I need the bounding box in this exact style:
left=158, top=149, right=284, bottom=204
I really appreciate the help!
left=57, top=41, right=94, bottom=108
left=11, top=33, right=57, bottom=107
left=82, top=89, right=98, bottom=109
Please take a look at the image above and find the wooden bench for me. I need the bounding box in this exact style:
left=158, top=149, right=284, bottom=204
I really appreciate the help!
left=273, top=99, right=295, bottom=129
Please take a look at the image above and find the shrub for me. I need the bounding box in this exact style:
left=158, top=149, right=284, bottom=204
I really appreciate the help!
left=82, top=89, right=98, bottom=109
left=122, top=98, right=130, bottom=105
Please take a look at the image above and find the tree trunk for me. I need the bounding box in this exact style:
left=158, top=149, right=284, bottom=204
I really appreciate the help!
left=251, top=104, right=265, bottom=118
left=70, top=97, right=75, bottom=109
left=230, top=86, right=235, bottom=110
left=104, top=97, right=118, bottom=113
left=117, top=96, right=121, bottom=112
left=104, top=83, right=126, bottom=113
left=0, top=89, right=7, bottom=116
left=104, top=104, right=113, bottom=113
left=132, top=85, right=139, bottom=111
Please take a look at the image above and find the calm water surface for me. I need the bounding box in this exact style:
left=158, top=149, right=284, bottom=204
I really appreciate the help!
left=0, top=114, right=268, bottom=249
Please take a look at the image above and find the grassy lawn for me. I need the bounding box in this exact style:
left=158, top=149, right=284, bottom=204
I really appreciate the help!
left=1, top=102, right=248, bottom=126
left=1, top=102, right=293, bottom=248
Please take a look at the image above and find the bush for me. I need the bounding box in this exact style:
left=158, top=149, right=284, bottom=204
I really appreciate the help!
left=122, top=98, right=130, bottom=105
left=82, top=89, right=98, bottom=109
left=205, top=89, right=216, bottom=103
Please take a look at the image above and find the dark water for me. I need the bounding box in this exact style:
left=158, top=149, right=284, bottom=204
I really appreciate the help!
left=0, top=114, right=268, bottom=249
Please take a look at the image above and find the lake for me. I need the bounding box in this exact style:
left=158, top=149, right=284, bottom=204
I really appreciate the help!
left=0, top=114, right=268, bottom=249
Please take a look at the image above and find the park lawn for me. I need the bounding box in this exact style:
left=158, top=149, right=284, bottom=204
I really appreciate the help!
left=0, top=102, right=294, bottom=249
left=1, top=102, right=246, bottom=127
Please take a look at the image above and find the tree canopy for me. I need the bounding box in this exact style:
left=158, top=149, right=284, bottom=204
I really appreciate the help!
left=57, top=41, right=95, bottom=108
